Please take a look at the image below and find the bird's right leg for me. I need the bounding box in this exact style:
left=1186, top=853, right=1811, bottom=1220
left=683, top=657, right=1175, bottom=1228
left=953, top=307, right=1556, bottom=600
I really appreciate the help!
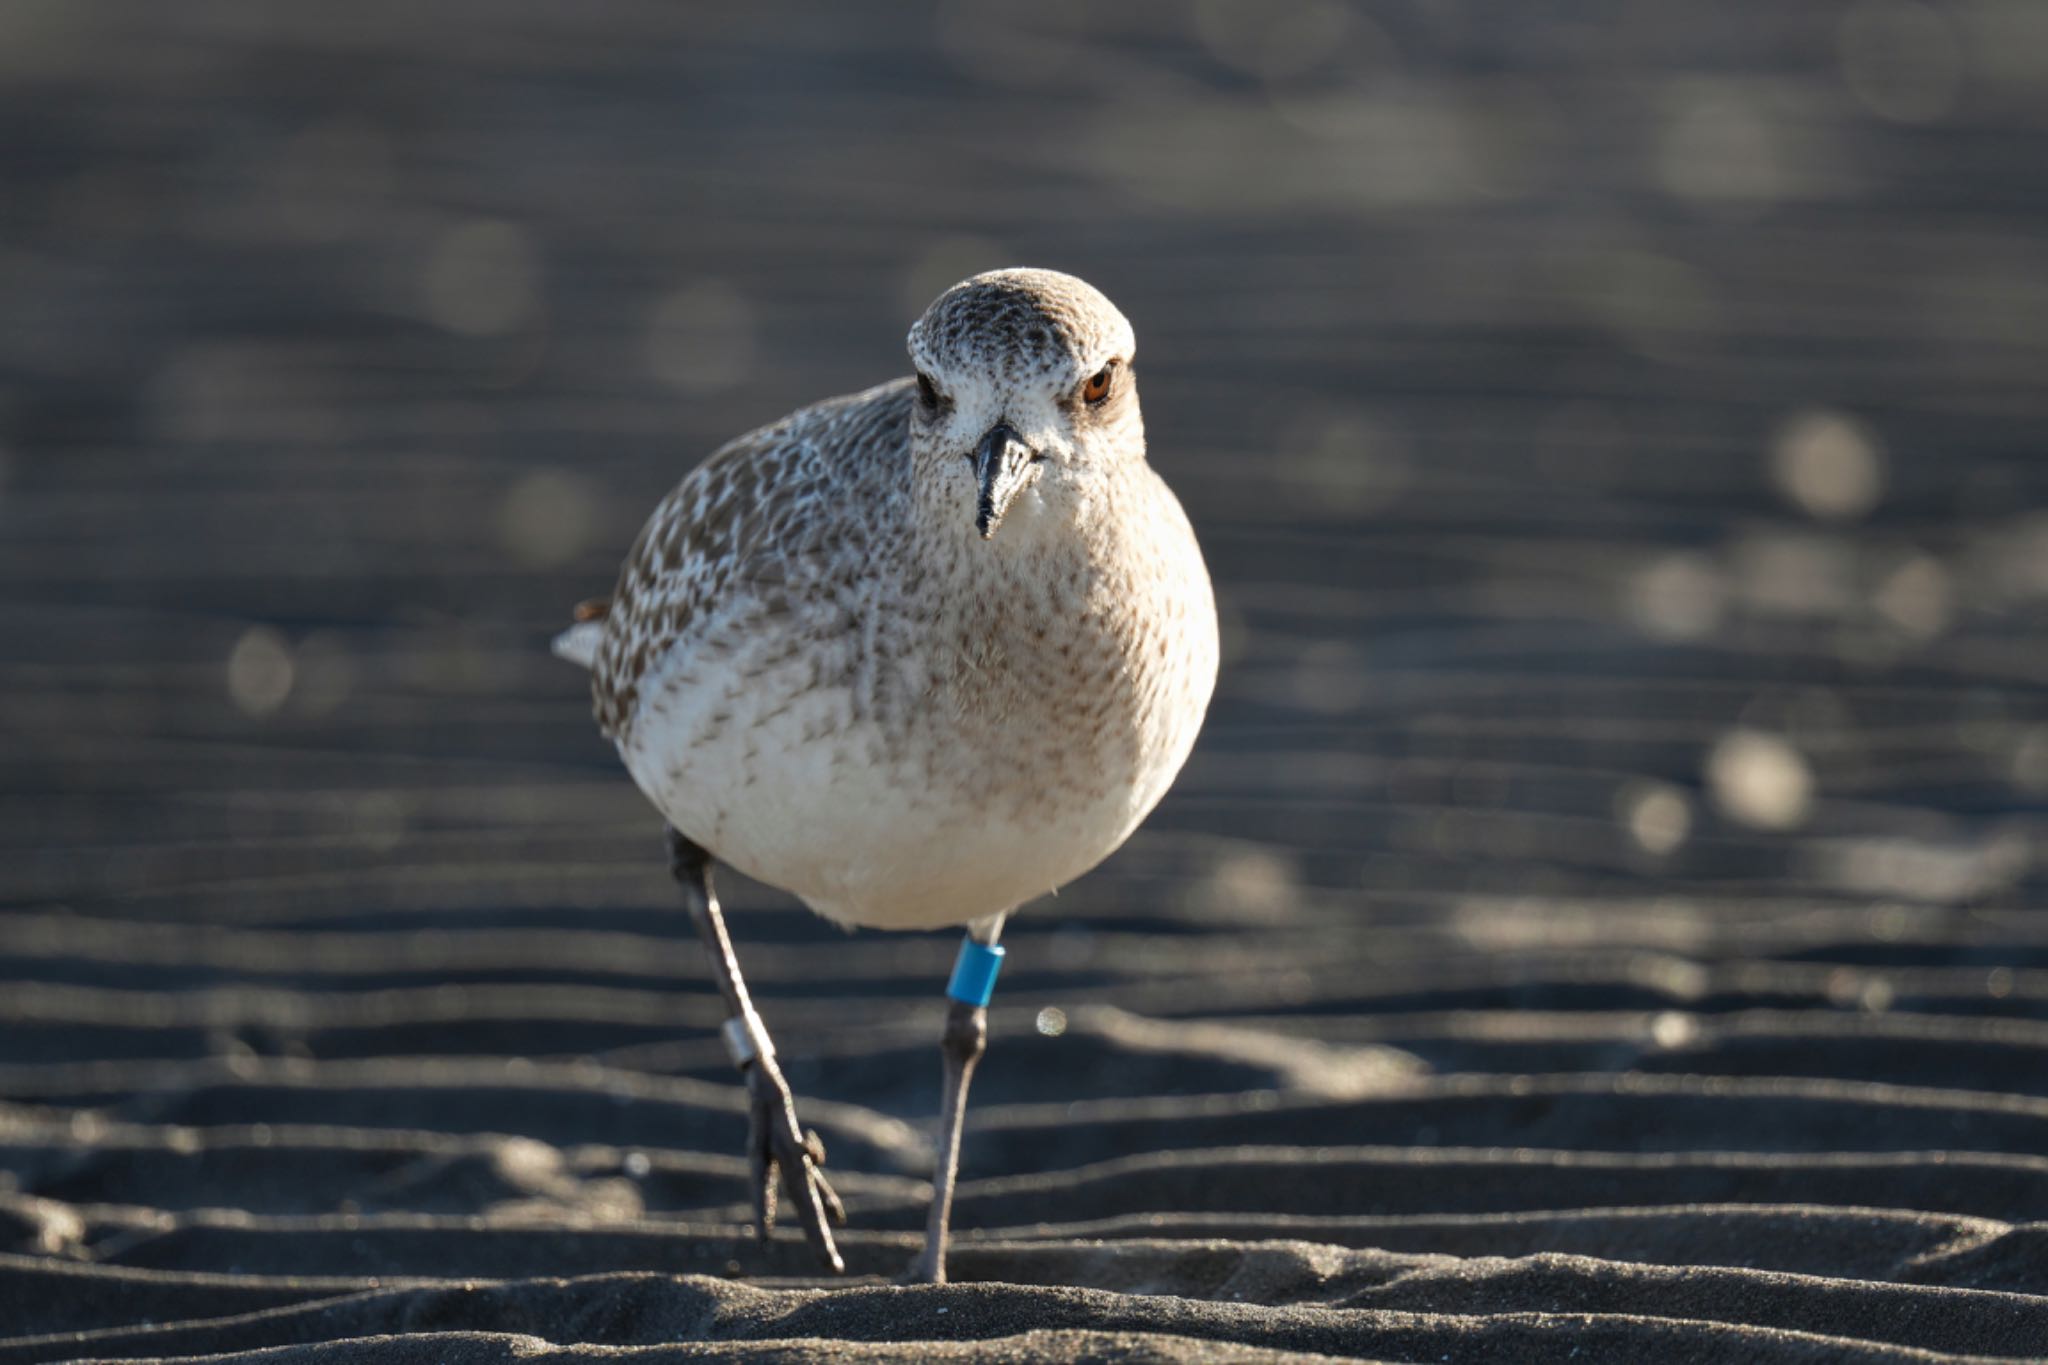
left=666, top=827, right=845, bottom=1273
left=908, top=926, right=1004, bottom=1284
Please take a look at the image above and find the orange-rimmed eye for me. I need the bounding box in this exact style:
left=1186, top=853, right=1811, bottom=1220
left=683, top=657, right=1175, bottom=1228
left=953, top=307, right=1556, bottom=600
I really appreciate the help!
left=1081, top=364, right=1115, bottom=404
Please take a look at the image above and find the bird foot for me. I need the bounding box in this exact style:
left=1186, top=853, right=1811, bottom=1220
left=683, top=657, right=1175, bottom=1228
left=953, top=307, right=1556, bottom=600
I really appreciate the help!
left=900, top=1248, right=946, bottom=1285
left=743, top=1056, right=846, bottom=1274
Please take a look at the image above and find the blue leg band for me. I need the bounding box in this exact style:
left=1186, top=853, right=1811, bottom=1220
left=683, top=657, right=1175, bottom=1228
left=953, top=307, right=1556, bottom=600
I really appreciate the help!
left=946, top=937, right=1005, bottom=1007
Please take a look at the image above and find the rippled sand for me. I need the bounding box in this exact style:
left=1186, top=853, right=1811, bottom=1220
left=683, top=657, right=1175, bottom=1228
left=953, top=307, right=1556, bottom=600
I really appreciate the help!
left=2, top=4, right=2046, bottom=1361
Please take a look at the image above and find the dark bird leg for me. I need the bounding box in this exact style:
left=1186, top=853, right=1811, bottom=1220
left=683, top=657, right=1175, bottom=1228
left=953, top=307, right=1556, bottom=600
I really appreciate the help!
left=909, top=926, right=1005, bottom=1284
left=666, top=827, right=845, bottom=1274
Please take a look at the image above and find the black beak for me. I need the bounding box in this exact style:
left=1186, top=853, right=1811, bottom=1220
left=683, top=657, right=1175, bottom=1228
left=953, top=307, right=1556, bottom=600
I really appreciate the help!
left=972, top=421, right=1036, bottom=539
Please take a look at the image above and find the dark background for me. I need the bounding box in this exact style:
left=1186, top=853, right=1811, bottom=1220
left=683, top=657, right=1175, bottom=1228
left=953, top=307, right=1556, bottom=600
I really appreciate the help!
left=2, top=3, right=2046, bottom=1360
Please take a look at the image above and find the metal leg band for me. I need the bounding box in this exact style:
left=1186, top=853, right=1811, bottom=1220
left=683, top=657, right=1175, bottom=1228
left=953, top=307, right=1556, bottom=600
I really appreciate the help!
left=946, top=937, right=1005, bottom=1008
left=721, top=1013, right=774, bottom=1069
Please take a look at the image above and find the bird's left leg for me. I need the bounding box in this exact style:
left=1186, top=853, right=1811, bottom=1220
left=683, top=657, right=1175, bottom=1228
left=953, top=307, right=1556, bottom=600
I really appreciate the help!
left=665, top=827, right=845, bottom=1273
left=908, top=919, right=1005, bottom=1285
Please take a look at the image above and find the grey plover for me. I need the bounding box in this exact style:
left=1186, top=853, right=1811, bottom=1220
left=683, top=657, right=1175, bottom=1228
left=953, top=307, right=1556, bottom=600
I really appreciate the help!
left=554, top=268, right=1218, bottom=1282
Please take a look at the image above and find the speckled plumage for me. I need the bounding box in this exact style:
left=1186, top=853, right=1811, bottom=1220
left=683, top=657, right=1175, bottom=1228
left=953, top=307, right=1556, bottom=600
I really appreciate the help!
left=564, top=269, right=1218, bottom=931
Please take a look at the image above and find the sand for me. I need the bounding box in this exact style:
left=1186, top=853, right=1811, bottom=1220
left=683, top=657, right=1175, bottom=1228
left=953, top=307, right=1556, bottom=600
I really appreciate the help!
left=3, top=2, right=2047, bottom=1362
left=2, top=933, right=2044, bottom=1363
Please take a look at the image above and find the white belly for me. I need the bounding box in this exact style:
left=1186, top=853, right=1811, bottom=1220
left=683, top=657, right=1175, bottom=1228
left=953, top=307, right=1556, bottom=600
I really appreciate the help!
left=621, top=661, right=1174, bottom=930
left=620, top=601, right=1213, bottom=930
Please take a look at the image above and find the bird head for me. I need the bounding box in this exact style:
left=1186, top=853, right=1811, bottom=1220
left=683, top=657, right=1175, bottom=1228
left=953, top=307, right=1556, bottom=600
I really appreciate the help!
left=906, top=269, right=1142, bottom=541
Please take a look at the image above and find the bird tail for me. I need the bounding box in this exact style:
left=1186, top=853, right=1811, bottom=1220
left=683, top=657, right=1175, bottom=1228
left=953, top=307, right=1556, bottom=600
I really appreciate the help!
left=551, top=597, right=610, bottom=670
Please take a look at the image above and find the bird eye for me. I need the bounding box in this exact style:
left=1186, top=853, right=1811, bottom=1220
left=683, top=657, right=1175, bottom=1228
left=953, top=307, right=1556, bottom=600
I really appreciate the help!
left=915, top=372, right=942, bottom=410
left=1081, top=364, right=1115, bottom=405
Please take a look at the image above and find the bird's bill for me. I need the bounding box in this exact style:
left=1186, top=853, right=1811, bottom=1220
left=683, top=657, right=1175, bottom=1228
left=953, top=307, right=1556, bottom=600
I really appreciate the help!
left=972, top=422, right=1037, bottom=539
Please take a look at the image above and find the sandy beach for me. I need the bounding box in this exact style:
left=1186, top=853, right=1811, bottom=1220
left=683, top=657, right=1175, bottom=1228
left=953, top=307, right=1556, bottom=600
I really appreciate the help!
left=2, top=3, right=2046, bottom=1360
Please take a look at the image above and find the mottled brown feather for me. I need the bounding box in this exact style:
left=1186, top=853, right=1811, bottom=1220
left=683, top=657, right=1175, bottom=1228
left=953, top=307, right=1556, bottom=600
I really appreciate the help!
left=589, top=382, right=916, bottom=739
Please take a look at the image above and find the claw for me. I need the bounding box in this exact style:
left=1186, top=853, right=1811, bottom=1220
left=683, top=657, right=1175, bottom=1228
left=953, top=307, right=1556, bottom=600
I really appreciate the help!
left=809, top=1130, right=849, bottom=1227
left=742, top=1060, right=844, bottom=1273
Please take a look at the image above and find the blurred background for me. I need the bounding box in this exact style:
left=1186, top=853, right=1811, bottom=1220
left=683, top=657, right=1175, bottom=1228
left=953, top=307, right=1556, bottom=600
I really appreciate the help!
left=2, top=0, right=2047, bottom=1321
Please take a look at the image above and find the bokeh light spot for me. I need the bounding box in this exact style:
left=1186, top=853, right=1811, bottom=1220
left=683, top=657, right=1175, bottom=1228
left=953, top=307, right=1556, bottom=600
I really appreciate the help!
left=423, top=219, right=540, bottom=336
left=1576, top=250, right=1724, bottom=358
left=1872, top=553, right=1952, bottom=640
left=1627, top=552, right=1728, bottom=641
left=1278, top=414, right=1410, bottom=516
left=1290, top=640, right=1370, bottom=716
left=1770, top=410, right=1885, bottom=522
left=1657, top=88, right=1785, bottom=204
left=1618, top=780, right=1693, bottom=857
left=498, top=468, right=597, bottom=569
left=2012, top=729, right=2048, bottom=795
left=648, top=279, right=756, bottom=395
left=1195, top=848, right=1298, bottom=922
left=1650, top=1011, right=1698, bottom=1050
left=1706, top=730, right=1814, bottom=831
left=227, top=626, right=296, bottom=718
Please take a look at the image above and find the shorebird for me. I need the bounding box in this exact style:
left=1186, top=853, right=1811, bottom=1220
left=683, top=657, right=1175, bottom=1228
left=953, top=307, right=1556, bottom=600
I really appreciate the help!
left=554, top=268, right=1218, bottom=1282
